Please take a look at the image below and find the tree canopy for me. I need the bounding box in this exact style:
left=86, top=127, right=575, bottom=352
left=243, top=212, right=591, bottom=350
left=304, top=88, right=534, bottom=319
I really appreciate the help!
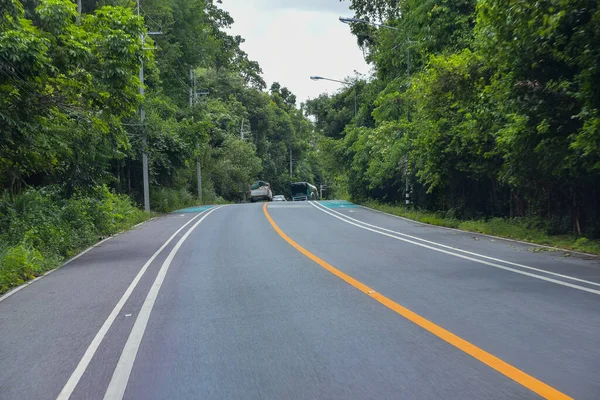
left=3, top=0, right=599, bottom=237
left=305, top=0, right=600, bottom=236
left=0, top=0, right=323, bottom=204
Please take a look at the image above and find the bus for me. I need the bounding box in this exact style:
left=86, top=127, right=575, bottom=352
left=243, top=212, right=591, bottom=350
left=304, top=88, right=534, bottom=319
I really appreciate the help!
left=290, top=182, right=318, bottom=201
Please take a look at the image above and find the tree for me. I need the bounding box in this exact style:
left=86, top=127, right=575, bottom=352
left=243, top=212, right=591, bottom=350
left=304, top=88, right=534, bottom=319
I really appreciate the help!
left=0, top=0, right=146, bottom=194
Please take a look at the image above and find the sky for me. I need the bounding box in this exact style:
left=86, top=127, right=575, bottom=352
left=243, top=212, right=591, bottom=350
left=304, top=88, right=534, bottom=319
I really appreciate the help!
left=219, top=0, right=370, bottom=105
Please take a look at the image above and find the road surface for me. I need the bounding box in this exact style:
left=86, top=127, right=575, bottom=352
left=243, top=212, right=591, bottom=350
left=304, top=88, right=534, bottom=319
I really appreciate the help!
left=1, top=201, right=599, bottom=399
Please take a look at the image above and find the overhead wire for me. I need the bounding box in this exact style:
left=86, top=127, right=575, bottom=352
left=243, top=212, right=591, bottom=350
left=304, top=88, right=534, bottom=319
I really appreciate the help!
left=0, top=53, right=36, bottom=85
left=0, top=55, right=38, bottom=96
left=140, top=5, right=162, bottom=31
left=137, top=9, right=191, bottom=93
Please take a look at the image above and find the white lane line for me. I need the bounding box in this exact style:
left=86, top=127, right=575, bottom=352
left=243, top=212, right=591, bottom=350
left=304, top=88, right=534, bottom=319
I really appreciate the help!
left=312, top=202, right=600, bottom=289
left=103, top=206, right=222, bottom=400
left=56, top=211, right=210, bottom=400
left=360, top=204, right=598, bottom=257
left=309, top=202, right=600, bottom=296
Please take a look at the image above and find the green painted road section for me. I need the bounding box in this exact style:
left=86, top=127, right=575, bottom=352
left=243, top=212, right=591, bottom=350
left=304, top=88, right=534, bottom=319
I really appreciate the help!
left=318, top=200, right=359, bottom=209
left=173, top=205, right=213, bottom=214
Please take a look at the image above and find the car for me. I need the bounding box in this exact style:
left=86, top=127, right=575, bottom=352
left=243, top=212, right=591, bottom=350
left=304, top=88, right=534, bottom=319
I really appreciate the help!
left=273, top=195, right=287, bottom=201
left=249, top=180, right=273, bottom=202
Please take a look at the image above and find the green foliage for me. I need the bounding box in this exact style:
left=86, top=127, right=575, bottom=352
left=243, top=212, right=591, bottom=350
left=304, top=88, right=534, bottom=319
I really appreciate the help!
left=150, top=187, right=197, bottom=213
left=0, top=0, right=321, bottom=293
left=0, top=186, right=148, bottom=294
left=308, top=0, right=600, bottom=238
left=0, top=243, right=46, bottom=291
left=211, top=137, right=263, bottom=200
left=1, top=0, right=319, bottom=205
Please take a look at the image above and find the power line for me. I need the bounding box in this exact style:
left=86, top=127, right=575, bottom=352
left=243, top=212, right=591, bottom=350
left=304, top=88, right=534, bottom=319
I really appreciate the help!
left=141, top=35, right=191, bottom=92
left=140, top=6, right=162, bottom=31
left=0, top=69, right=33, bottom=96
left=174, top=55, right=187, bottom=71
left=169, top=69, right=191, bottom=91
left=0, top=57, right=38, bottom=97
left=135, top=7, right=191, bottom=93
left=0, top=53, right=35, bottom=85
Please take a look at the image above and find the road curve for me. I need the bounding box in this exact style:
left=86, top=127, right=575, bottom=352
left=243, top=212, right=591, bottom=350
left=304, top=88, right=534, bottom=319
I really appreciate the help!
left=1, top=201, right=599, bottom=399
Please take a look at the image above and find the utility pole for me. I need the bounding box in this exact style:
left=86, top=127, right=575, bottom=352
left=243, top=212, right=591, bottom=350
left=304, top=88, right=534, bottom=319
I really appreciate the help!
left=197, top=158, right=202, bottom=203
left=405, top=40, right=411, bottom=207
left=76, top=0, right=81, bottom=23
left=138, top=0, right=150, bottom=212
left=405, top=163, right=410, bottom=206
left=193, top=70, right=197, bottom=104
left=187, top=66, right=202, bottom=202
left=135, top=0, right=161, bottom=212
left=140, top=59, right=150, bottom=212
left=189, top=67, right=193, bottom=107
left=240, top=118, right=250, bottom=140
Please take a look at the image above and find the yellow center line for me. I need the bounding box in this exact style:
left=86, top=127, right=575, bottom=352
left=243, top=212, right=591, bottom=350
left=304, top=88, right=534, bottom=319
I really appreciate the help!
left=263, top=203, right=572, bottom=400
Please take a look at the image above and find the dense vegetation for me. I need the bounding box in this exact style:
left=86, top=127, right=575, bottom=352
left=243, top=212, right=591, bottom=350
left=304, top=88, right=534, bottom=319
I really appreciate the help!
left=2, top=0, right=600, bottom=292
left=0, top=0, right=321, bottom=293
left=306, top=0, right=600, bottom=241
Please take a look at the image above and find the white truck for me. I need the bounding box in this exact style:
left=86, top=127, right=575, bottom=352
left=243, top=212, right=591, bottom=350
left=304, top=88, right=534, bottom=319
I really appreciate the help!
left=249, top=180, right=273, bottom=202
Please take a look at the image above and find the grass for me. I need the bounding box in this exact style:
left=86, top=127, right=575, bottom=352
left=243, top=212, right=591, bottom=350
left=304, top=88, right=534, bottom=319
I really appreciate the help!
left=150, top=187, right=230, bottom=213
left=362, top=201, right=600, bottom=255
left=151, top=187, right=199, bottom=213
left=0, top=186, right=151, bottom=295
left=0, top=185, right=234, bottom=295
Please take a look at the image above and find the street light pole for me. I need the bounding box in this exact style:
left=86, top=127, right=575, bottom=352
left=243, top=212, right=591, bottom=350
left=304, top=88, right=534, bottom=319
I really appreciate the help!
left=310, top=76, right=357, bottom=117
left=340, top=16, right=413, bottom=206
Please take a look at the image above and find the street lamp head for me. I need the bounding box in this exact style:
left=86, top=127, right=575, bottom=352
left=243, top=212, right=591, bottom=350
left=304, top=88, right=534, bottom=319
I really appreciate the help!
left=339, top=17, right=368, bottom=25
left=310, top=76, right=323, bottom=81
left=339, top=16, right=399, bottom=30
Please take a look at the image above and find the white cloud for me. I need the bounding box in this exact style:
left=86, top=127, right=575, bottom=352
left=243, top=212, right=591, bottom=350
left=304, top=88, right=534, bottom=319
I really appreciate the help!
left=220, top=0, right=370, bottom=105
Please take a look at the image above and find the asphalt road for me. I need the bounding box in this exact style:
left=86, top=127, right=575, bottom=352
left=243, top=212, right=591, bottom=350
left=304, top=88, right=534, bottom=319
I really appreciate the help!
left=1, top=201, right=600, bottom=399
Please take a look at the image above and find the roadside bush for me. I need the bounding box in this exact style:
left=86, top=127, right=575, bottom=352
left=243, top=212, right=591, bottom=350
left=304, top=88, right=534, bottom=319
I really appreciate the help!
left=363, top=201, right=600, bottom=255
left=0, top=186, right=148, bottom=294
left=151, top=187, right=198, bottom=213
left=0, top=243, right=48, bottom=292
